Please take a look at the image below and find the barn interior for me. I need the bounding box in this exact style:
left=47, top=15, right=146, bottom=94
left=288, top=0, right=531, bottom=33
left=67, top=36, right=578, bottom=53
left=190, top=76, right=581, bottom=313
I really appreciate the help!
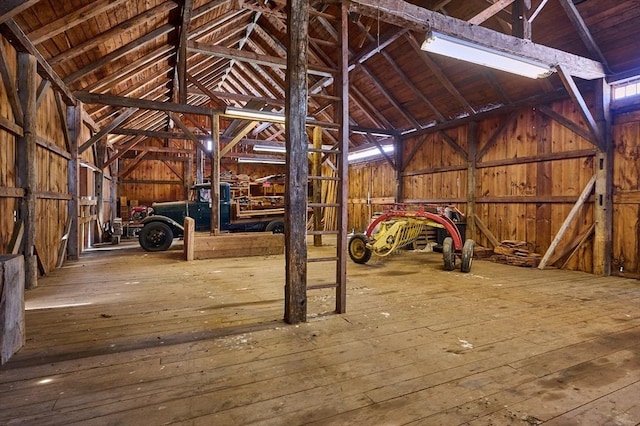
left=1, top=0, right=640, bottom=423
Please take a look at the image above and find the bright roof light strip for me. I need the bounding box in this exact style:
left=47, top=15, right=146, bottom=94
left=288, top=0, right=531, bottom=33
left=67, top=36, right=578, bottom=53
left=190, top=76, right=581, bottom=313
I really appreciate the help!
left=237, top=157, right=286, bottom=165
left=421, top=31, right=555, bottom=79
left=224, top=107, right=286, bottom=123
left=348, top=145, right=394, bottom=162
left=253, top=144, right=287, bottom=153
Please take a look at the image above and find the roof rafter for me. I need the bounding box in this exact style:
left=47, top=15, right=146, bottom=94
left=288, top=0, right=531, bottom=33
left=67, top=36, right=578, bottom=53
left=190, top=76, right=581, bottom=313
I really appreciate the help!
left=49, top=2, right=178, bottom=67
left=557, top=0, right=609, bottom=70
left=0, top=0, right=41, bottom=25
left=469, top=0, right=515, bottom=25
left=0, top=19, right=76, bottom=104
left=177, top=0, right=195, bottom=104
left=188, top=41, right=335, bottom=77
left=27, top=0, right=128, bottom=45
left=406, top=33, right=476, bottom=115
left=348, top=0, right=605, bottom=79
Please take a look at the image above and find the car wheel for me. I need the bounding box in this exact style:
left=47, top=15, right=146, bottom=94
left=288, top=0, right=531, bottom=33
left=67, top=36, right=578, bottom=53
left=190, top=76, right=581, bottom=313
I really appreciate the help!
left=139, top=222, right=174, bottom=252
left=265, top=219, right=285, bottom=234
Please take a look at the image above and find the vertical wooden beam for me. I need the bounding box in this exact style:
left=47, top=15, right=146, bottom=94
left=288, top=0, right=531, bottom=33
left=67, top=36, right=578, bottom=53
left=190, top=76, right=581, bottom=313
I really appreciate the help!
left=512, top=0, right=531, bottom=40
left=184, top=152, right=193, bottom=199
left=196, top=145, right=204, bottom=184
left=312, top=126, right=322, bottom=247
left=210, top=113, right=220, bottom=235
left=593, top=78, right=613, bottom=275
left=395, top=135, right=403, bottom=203
left=284, top=0, right=309, bottom=324
left=466, top=122, right=477, bottom=240
left=17, top=52, right=37, bottom=289
left=335, top=0, right=349, bottom=314
left=109, top=156, right=118, bottom=224
left=177, top=0, right=194, bottom=105
left=66, top=103, right=81, bottom=261
left=535, top=108, right=552, bottom=254
left=95, top=142, right=106, bottom=242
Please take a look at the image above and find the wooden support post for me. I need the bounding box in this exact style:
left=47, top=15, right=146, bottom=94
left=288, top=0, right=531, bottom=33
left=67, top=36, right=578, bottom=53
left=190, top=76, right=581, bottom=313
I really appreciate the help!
left=593, top=78, right=613, bottom=275
left=395, top=135, right=403, bottom=203
left=196, top=145, right=204, bottom=184
left=466, top=121, right=477, bottom=240
left=284, top=0, right=309, bottom=324
left=183, top=217, right=195, bottom=261
left=512, top=0, right=531, bottom=40
left=109, top=155, right=118, bottom=224
left=312, top=126, right=323, bottom=247
left=95, top=142, right=106, bottom=242
left=335, top=0, right=349, bottom=314
left=185, top=152, right=193, bottom=199
left=535, top=107, right=552, bottom=253
left=17, top=52, right=37, bottom=289
left=210, top=113, right=220, bottom=235
left=66, top=103, right=81, bottom=260
left=538, top=174, right=596, bottom=270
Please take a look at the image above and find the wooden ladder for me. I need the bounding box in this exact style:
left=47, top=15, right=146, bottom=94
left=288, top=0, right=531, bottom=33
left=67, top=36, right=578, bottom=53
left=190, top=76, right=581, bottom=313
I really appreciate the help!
left=306, top=133, right=348, bottom=314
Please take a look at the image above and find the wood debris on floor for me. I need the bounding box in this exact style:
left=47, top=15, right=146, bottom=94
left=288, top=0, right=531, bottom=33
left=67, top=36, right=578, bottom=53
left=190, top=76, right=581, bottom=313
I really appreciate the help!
left=492, top=240, right=542, bottom=267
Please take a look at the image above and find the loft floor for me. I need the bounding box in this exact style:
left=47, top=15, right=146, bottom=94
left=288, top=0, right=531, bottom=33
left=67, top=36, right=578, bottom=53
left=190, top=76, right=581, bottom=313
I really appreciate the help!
left=1, top=238, right=639, bottom=425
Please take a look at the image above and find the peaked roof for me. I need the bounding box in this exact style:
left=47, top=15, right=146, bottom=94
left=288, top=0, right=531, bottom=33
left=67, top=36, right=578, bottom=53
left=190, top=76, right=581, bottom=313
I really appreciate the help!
left=3, top=0, right=639, bottom=157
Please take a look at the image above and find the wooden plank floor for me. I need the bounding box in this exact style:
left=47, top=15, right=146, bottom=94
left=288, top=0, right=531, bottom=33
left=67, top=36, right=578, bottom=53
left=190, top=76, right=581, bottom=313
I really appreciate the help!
left=1, top=238, right=639, bottom=425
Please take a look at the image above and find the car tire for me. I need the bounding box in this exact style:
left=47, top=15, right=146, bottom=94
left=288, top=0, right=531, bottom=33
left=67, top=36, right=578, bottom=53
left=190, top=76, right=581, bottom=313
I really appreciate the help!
left=139, top=222, right=174, bottom=252
left=265, top=219, right=285, bottom=234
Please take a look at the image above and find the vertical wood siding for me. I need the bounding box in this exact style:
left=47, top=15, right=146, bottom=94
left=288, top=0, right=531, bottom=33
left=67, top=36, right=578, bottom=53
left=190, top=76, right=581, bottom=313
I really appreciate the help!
left=348, top=99, right=602, bottom=273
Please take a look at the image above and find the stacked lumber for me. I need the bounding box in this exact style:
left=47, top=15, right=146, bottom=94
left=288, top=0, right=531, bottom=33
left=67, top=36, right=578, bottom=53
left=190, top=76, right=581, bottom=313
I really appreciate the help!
left=472, top=245, right=494, bottom=259
left=492, top=240, right=542, bottom=267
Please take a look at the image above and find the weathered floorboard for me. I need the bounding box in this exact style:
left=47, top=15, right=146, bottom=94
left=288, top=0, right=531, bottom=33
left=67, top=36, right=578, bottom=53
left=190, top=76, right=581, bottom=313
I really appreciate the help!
left=0, top=238, right=638, bottom=425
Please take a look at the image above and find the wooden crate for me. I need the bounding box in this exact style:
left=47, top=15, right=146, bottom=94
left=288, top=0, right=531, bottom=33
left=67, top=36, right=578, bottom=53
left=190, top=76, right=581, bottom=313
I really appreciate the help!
left=189, top=232, right=284, bottom=260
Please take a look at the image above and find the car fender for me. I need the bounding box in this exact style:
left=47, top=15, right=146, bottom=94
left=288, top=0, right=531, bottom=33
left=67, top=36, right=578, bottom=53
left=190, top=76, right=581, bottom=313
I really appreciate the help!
left=141, top=215, right=185, bottom=233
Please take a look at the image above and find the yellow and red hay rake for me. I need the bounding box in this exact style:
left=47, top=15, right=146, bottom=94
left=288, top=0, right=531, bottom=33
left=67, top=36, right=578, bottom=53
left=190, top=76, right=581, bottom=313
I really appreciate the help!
left=348, top=205, right=475, bottom=272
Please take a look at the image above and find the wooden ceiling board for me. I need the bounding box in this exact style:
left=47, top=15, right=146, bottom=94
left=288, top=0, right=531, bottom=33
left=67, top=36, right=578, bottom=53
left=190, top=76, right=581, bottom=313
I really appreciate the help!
left=4, top=0, right=639, bottom=152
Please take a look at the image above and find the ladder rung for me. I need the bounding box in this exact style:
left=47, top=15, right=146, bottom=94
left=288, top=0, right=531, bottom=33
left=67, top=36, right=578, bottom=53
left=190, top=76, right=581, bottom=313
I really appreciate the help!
left=308, top=176, right=340, bottom=181
left=308, top=256, right=339, bottom=263
left=307, top=230, right=339, bottom=235
left=308, top=283, right=338, bottom=290
left=308, top=203, right=339, bottom=208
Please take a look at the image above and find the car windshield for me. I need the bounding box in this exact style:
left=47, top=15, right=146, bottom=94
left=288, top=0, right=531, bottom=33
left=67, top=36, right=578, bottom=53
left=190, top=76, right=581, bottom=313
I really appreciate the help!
left=199, top=188, right=211, bottom=202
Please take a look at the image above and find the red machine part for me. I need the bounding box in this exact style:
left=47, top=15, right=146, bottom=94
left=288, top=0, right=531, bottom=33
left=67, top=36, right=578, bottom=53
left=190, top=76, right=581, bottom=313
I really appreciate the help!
left=365, top=208, right=464, bottom=251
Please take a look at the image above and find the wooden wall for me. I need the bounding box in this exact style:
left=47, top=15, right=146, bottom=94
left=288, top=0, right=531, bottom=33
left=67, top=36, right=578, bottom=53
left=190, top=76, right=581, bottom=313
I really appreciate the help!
left=348, top=98, right=601, bottom=273
left=348, top=159, right=397, bottom=232
left=612, top=110, right=640, bottom=275
left=0, top=38, right=18, bottom=254
left=119, top=149, right=286, bottom=207
left=1, top=37, right=100, bottom=274
left=34, top=83, right=71, bottom=272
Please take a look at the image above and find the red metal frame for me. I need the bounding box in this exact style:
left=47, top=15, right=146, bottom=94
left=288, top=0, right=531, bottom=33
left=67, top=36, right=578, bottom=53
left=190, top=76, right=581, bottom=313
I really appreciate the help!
left=365, top=207, right=464, bottom=251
